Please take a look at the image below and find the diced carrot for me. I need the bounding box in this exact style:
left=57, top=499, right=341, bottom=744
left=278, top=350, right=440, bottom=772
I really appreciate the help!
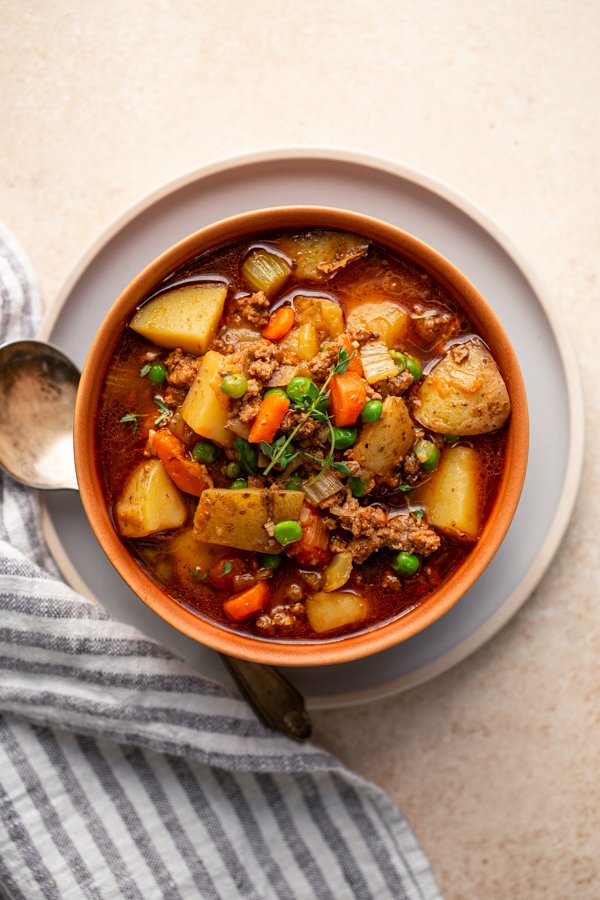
left=223, top=582, right=271, bottom=623
left=288, top=504, right=330, bottom=568
left=329, top=372, right=367, bottom=426
left=248, top=392, right=291, bottom=444
left=153, top=429, right=211, bottom=496
left=262, top=306, right=295, bottom=341
left=341, top=334, right=363, bottom=375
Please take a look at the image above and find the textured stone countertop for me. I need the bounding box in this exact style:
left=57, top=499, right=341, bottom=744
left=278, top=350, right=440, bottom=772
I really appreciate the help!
left=2, top=3, right=598, bottom=897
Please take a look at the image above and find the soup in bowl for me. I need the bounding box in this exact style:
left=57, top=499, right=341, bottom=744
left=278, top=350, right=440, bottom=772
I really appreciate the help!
left=74, top=207, right=528, bottom=666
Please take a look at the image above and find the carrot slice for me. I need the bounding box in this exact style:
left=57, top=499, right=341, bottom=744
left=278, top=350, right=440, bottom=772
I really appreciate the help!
left=341, top=334, right=363, bottom=375
left=223, top=582, right=271, bottom=622
left=329, top=372, right=367, bottom=426
left=153, top=429, right=211, bottom=496
left=248, top=392, right=291, bottom=444
left=262, top=306, right=295, bottom=341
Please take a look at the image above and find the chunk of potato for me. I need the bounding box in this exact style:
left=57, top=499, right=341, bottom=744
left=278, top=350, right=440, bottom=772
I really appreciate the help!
left=281, top=323, right=320, bottom=361
left=306, top=591, right=369, bottom=634
left=181, top=350, right=234, bottom=448
left=346, top=300, right=409, bottom=348
left=414, top=445, right=481, bottom=541
left=294, top=295, right=345, bottom=338
left=115, top=459, right=187, bottom=538
left=278, top=232, right=370, bottom=281
left=130, top=284, right=228, bottom=355
left=350, top=396, right=415, bottom=476
left=414, top=338, right=511, bottom=435
left=193, top=488, right=305, bottom=553
left=165, top=527, right=223, bottom=581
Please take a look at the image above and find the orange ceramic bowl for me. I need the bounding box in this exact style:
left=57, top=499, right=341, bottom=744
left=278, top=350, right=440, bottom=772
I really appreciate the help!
left=74, top=207, right=528, bottom=666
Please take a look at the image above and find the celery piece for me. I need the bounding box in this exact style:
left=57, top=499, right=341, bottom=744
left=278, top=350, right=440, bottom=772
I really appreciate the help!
left=241, top=249, right=291, bottom=298
left=359, top=341, right=399, bottom=384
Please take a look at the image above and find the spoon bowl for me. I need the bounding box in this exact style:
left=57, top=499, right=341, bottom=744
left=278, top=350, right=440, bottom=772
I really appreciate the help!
left=0, top=340, right=79, bottom=491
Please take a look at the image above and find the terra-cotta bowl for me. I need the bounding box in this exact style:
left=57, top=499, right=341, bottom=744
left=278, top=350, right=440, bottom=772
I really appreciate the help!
left=74, top=206, right=528, bottom=666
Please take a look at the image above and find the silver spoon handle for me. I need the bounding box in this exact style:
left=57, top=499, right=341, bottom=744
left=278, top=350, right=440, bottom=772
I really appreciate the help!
left=223, top=656, right=312, bottom=741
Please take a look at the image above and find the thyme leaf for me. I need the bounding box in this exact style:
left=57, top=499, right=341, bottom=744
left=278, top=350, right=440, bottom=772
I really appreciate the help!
left=153, top=396, right=172, bottom=427
left=120, top=412, right=145, bottom=434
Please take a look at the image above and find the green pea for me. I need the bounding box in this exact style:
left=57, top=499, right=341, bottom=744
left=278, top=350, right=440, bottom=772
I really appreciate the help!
left=286, top=377, right=319, bottom=404
left=148, top=362, right=167, bottom=384
left=230, top=478, right=248, bottom=490
left=348, top=476, right=368, bottom=498
left=391, top=551, right=420, bottom=577
left=220, top=373, right=248, bottom=398
left=389, top=349, right=406, bottom=370
left=226, top=461, right=242, bottom=479
left=274, top=520, right=303, bottom=546
left=264, top=387, right=288, bottom=400
left=404, top=355, right=423, bottom=381
left=285, top=474, right=304, bottom=491
left=259, top=553, right=282, bottom=569
left=413, top=438, right=440, bottom=472
left=191, top=441, right=219, bottom=464
left=332, top=426, right=357, bottom=450
left=234, top=436, right=258, bottom=475
left=361, top=400, right=383, bottom=423
left=443, top=434, right=459, bottom=443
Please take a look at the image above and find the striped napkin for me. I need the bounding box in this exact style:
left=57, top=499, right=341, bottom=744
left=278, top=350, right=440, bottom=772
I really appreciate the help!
left=0, top=223, right=441, bottom=900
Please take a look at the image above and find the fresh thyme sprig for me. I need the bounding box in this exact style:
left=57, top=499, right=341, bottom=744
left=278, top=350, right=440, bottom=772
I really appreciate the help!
left=261, top=347, right=355, bottom=477
left=303, top=451, right=352, bottom=476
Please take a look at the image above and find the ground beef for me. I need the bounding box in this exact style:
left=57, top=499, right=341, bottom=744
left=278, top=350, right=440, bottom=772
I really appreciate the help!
left=220, top=339, right=284, bottom=386
left=230, top=291, right=270, bottom=328
left=235, top=394, right=261, bottom=424
left=376, top=370, right=414, bottom=398
left=221, top=340, right=286, bottom=432
left=162, top=385, right=187, bottom=407
left=411, top=305, right=461, bottom=349
left=400, top=452, right=422, bottom=484
left=278, top=409, right=330, bottom=447
left=308, top=330, right=377, bottom=383
left=255, top=601, right=305, bottom=632
left=450, top=342, right=470, bottom=364
left=163, top=348, right=201, bottom=389
left=327, top=491, right=441, bottom=563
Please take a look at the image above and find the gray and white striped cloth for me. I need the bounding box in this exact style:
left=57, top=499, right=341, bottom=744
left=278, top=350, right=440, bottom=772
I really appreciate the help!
left=0, top=223, right=441, bottom=899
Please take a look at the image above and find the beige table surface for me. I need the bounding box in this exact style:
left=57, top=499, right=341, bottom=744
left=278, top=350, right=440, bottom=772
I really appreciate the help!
left=2, top=2, right=599, bottom=898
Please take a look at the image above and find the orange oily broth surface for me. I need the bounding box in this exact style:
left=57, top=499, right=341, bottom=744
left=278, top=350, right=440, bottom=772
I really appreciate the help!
left=95, top=229, right=509, bottom=640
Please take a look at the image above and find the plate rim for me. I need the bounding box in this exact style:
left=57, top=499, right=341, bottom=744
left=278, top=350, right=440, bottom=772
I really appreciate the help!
left=38, top=145, right=585, bottom=709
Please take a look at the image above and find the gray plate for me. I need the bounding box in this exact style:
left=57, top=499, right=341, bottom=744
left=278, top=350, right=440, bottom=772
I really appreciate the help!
left=39, top=148, right=584, bottom=709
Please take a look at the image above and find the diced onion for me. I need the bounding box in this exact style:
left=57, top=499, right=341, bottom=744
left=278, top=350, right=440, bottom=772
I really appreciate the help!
left=302, top=469, right=344, bottom=505
left=323, top=551, right=353, bottom=591
left=267, top=364, right=299, bottom=387
left=359, top=341, right=399, bottom=384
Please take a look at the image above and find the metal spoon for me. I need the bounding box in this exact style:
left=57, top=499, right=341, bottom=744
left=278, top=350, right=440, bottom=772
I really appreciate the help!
left=0, top=339, right=311, bottom=741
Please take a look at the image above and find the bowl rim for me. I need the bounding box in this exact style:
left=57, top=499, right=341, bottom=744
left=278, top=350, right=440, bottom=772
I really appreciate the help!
left=74, top=204, right=529, bottom=666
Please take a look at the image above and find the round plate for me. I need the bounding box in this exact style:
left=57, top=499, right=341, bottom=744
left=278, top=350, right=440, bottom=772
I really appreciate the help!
left=39, top=147, right=583, bottom=709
